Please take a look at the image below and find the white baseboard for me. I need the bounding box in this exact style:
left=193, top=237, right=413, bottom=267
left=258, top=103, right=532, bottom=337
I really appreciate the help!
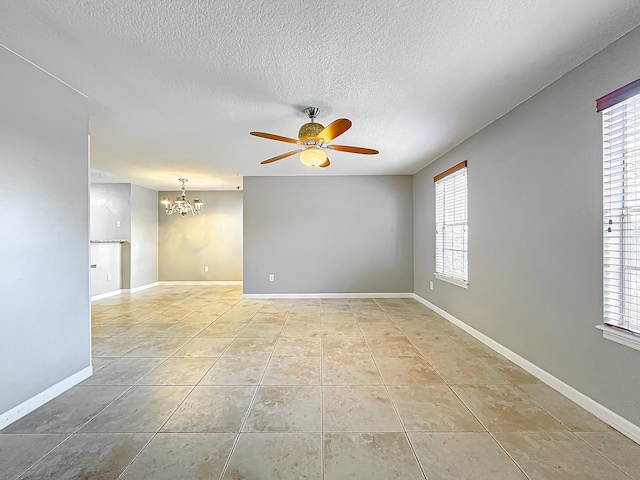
left=242, top=292, right=413, bottom=300
left=412, top=293, right=640, bottom=445
left=127, top=281, right=160, bottom=293
left=160, top=281, right=243, bottom=286
left=91, top=289, right=122, bottom=301
left=0, top=365, right=93, bottom=431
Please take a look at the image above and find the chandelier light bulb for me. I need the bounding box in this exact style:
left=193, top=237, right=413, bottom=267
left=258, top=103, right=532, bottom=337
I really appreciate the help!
left=161, top=178, right=204, bottom=216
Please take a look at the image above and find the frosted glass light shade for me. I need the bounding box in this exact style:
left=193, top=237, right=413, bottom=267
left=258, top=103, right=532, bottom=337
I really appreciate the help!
left=300, top=148, right=327, bottom=167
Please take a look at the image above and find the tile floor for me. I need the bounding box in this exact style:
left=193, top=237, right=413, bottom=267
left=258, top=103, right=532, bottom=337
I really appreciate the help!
left=2, top=285, right=639, bottom=479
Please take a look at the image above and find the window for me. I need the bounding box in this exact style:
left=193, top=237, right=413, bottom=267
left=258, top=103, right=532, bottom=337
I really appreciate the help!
left=599, top=78, right=640, bottom=349
left=434, top=161, right=468, bottom=287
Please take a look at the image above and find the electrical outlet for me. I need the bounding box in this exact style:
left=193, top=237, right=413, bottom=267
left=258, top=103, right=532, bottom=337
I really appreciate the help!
left=107, top=273, right=112, bottom=281
left=204, top=266, right=209, bottom=272
left=430, top=281, right=434, bottom=290
left=116, top=221, right=121, bottom=227
left=269, top=274, right=274, bottom=282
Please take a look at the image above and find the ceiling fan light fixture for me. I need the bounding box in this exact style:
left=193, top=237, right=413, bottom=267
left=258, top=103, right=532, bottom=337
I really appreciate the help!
left=300, top=147, right=327, bottom=167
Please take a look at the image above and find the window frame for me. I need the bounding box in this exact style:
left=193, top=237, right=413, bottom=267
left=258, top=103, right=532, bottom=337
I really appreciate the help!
left=434, top=160, right=469, bottom=288
left=598, top=78, right=640, bottom=351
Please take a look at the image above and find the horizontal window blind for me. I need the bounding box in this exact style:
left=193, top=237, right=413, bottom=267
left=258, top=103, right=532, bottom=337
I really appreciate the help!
left=603, top=89, right=640, bottom=335
left=435, top=162, right=468, bottom=283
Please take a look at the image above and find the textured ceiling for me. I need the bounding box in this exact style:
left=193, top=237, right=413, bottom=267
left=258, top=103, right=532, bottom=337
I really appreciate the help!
left=1, top=1, right=639, bottom=191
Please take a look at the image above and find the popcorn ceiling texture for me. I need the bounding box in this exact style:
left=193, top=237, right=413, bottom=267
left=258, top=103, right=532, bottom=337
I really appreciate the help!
left=0, top=0, right=639, bottom=190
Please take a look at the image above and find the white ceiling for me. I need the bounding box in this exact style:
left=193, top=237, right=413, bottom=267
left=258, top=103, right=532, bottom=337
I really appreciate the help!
left=1, top=1, right=639, bottom=191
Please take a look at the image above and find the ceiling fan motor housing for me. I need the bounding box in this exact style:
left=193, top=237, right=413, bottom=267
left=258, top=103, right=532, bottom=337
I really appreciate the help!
left=298, top=122, right=324, bottom=142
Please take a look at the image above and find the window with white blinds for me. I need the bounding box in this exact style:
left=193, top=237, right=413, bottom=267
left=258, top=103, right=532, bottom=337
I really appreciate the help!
left=601, top=79, right=640, bottom=336
left=434, top=161, right=468, bottom=286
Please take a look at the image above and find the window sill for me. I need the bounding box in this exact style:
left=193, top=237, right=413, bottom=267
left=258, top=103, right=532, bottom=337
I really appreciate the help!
left=596, top=325, right=640, bottom=352
left=434, top=274, right=468, bottom=289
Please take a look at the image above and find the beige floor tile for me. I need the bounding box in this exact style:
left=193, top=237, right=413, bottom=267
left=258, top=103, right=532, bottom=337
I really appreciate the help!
left=273, top=336, right=321, bottom=356
left=322, top=355, right=383, bottom=385
left=321, top=312, right=358, bottom=324
left=280, top=323, right=321, bottom=337
left=222, top=432, right=321, bottom=480
left=262, top=356, right=321, bottom=385
left=18, top=433, right=151, bottom=480
left=80, top=385, right=192, bottom=433
left=479, top=354, right=542, bottom=384
left=323, top=386, right=403, bottom=432
left=321, top=323, right=363, bottom=337
left=375, top=356, right=444, bottom=385
left=496, top=431, right=630, bottom=480
left=120, top=433, right=235, bottom=480
left=197, top=322, right=246, bottom=337
left=0, top=434, right=69, bottom=480
left=452, top=385, right=567, bottom=432
left=367, top=336, right=421, bottom=356
left=517, top=383, right=611, bottom=432
left=123, top=337, right=192, bottom=358
left=138, top=357, right=217, bottom=385
left=243, top=386, right=322, bottom=432
left=324, top=432, right=425, bottom=480
left=410, top=334, right=464, bottom=356
left=389, top=386, right=484, bottom=432
left=577, top=431, right=640, bottom=478
left=91, top=356, right=116, bottom=371
left=13, top=288, right=629, bottom=480
left=322, top=337, right=371, bottom=356
left=172, top=336, right=234, bottom=357
left=409, top=432, right=526, bottom=479
left=2, top=385, right=128, bottom=434
left=91, top=336, right=147, bottom=357
left=199, top=355, right=269, bottom=385
left=225, top=337, right=277, bottom=355
left=358, top=323, right=405, bottom=337
left=162, top=386, right=256, bottom=433
left=425, top=348, right=509, bottom=384
left=81, top=357, right=165, bottom=385
left=153, top=323, right=208, bottom=337
left=237, top=324, right=283, bottom=338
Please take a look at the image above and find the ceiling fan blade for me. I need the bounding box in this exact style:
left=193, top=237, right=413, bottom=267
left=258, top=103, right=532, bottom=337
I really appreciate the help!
left=250, top=132, right=300, bottom=144
left=319, top=157, right=330, bottom=168
left=260, top=149, right=302, bottom=165
left=316, top=119, right=352, bottom=143
left=326, top=144, right=379, bottom=155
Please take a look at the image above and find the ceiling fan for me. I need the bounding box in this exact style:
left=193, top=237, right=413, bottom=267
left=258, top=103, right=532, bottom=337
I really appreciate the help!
left=250, top=107, right=379, bottom=168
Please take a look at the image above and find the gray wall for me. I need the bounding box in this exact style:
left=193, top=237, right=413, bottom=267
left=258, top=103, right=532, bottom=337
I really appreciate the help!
left=244, top=176, right=413, bottom=294
left=131, top=184, right=159, bottom=288
left=90, top=183, right=158, bottom=290
left=89, top=183, right=131, bottom=241
left=90, top=243, right=122, bottom=296
left=0, top=46, right=90, bottom=414
left=414, top=25, right=640, bottom=426
left=158, top=190, right=243, bottom=281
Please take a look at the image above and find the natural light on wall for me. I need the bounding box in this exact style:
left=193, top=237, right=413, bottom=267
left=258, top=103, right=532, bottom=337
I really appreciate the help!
left=600, top=78, right=640, bottom=345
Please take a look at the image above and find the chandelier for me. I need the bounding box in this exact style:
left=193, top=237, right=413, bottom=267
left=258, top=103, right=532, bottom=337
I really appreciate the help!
left=161, top=178, right=203, bottom=216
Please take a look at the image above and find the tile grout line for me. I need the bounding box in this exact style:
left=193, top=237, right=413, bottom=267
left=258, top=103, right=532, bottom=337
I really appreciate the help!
left=114, top=293, right=244, bottom=480
left=216, top=303, right=288, bottom=480
left=369, top=298, right=429, bottom=480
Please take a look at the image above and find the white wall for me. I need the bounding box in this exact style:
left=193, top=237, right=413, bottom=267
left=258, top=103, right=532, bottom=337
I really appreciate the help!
left=243, top=176, right=413, bottom=294
left=158, top=190, right=243, bottom=281
left=413, top=25, right=640, bottom=427
left=0, top=46, right=90, bottom=417
left=89, top=183, right=131, bottom=241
